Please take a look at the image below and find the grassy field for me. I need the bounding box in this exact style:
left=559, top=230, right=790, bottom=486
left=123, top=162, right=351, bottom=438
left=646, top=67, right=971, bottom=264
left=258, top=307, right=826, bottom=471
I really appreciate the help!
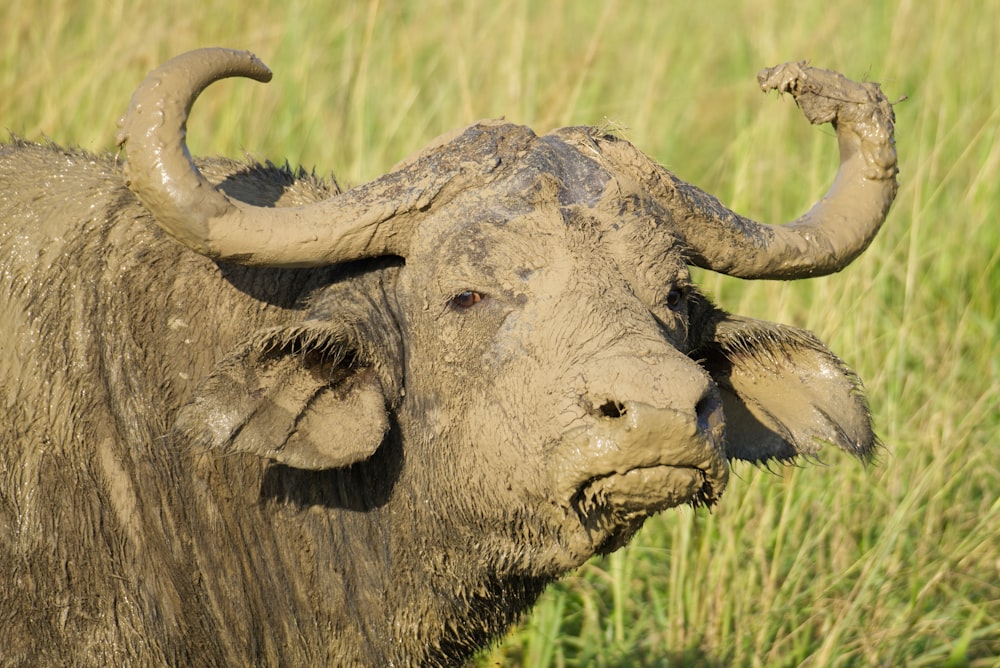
left=3, top=1, right=997, bottom=665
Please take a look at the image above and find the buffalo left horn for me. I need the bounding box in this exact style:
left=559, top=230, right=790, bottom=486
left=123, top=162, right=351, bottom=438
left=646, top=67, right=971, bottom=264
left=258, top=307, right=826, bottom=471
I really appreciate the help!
left=597, top=61, right=899, bottom=279
left=117, top=48, right=510, bottom=267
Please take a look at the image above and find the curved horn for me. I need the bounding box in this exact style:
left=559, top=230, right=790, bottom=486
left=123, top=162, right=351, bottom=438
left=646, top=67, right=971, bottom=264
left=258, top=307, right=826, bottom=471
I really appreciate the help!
left=598, top=62, right=899, bottom=279
left=116, top=48, right=451, bottom=267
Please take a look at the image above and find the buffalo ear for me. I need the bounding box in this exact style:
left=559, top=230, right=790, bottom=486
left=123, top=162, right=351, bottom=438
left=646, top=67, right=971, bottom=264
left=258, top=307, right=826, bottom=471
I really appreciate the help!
left=175, top=327, right=389, bottom=470
left=697, top=315, right=876, bottom=464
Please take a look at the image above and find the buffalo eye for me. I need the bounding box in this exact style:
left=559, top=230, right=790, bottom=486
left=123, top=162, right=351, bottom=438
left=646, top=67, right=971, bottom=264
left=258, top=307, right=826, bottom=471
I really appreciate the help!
left=450, top=290, right=483, bottom=309
left=665, top=287, right=685, bottom=311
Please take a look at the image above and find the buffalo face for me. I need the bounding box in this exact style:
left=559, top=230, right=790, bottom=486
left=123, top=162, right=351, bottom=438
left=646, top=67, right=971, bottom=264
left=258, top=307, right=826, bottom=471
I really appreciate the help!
left=381, top=131, right=872, bottom=571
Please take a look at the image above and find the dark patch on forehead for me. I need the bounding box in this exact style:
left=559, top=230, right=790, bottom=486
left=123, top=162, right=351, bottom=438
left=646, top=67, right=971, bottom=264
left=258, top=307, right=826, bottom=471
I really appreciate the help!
left=537, top=135, right=610, bottom=207
left=489, top=134, right=610, bottom=214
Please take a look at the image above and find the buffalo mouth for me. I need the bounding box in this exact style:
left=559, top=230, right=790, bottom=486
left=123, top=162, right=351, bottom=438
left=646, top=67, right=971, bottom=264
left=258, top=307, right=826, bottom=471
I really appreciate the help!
left=573, top=464, right=720, bottom=521
left=568, top=463, right=723, bottom=555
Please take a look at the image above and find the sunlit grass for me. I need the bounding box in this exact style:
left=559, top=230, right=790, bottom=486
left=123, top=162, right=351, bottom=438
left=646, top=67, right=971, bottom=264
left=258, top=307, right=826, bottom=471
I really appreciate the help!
left=3, top=1, right=997, bottom=665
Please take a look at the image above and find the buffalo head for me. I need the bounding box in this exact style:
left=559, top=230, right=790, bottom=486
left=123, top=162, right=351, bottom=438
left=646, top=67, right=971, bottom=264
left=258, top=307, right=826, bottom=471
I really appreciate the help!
left=117, top=49, right=896, bottom=571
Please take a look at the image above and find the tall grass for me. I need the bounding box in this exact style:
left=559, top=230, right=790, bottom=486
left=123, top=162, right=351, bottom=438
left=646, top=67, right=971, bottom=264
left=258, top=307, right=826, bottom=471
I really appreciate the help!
left=3, top=1, right=997, bottom=665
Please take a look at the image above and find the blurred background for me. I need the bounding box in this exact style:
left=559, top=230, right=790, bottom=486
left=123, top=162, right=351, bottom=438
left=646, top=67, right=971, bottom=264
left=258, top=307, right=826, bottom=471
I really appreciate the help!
left=3, top=1, right=997, bottom=665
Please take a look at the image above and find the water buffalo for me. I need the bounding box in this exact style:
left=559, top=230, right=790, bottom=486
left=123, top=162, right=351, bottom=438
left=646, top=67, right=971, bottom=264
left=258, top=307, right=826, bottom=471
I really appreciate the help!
left=0, top=49, right=897, bottom=665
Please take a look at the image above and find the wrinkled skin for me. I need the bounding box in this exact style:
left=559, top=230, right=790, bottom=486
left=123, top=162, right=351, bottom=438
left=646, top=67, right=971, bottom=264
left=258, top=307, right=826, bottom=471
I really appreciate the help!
left=0, top=50, right=895, bottom=666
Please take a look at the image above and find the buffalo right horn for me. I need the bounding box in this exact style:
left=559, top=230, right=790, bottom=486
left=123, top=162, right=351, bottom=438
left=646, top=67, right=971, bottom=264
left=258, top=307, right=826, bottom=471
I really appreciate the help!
left=117, top=48, right=502, bottom=268
left=596, top=61, right=899, bottom=280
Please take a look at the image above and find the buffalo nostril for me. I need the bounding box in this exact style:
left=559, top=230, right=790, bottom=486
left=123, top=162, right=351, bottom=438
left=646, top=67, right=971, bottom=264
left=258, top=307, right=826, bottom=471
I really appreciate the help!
left=695, top=392, right=722, bottom=435
left=598, top=400, right=628, bottom=419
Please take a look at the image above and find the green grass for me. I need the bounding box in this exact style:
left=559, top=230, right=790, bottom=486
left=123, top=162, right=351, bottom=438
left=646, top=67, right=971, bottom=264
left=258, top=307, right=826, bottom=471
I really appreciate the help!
left=3, top=1, right=997, bottom=665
